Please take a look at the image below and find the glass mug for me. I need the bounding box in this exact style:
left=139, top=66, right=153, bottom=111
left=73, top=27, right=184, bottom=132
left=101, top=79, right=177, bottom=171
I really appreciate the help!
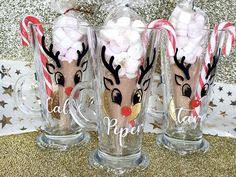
left=68, top=26, right=161, bottom=174
left=14, top=22, right=93, bottom=150
left=157, top=28, right=233, bottom=154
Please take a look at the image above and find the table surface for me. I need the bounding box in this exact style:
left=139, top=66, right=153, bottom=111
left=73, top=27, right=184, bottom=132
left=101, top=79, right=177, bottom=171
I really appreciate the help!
left=0, top=132, right=235, bottom=177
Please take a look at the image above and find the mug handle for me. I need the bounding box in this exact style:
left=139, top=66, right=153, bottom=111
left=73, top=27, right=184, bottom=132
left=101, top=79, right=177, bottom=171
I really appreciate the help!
left=14, top=72, right=41, bottom=116
left=68, top=81, right=97, bottom=131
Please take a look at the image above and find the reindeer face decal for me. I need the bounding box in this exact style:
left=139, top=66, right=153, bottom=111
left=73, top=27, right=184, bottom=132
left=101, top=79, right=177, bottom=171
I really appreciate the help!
left=102, top=46, right=155, bottom=127
left=173, top=49, right=219, bottom=110
left=42, top=36, right=89, bottom=97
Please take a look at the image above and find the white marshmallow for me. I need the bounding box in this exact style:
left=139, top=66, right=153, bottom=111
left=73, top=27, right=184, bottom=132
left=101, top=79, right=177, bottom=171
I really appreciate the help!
left=114, top=35, right=129, bottom=51
left=65, top=48, right=78, bottom=60
left=106, top=20, right=116, bottom=28
left=127, top=43, right=143, bottom=60
left=176, top=29, right=188, bottom=37
left=54, top=16, right=67, bottom=28
left=178, top=9, right=193, bottom=24
left=63, top=27, right=83, bottom=42
left=53, top=44, right=67, bottom=56
left=71, top=41, right=83, bottom=51
left=188, top=27, right=203, bottom=38
left=176, top=36, right=189, bottom=48
left=176, top=22, right=188, bottom=30
left=60, top=37, right=74, bottom=49
left=194, top=13, right=205, bottom=27
left=53, top=28, right=67, bottom=40
left=129, top=31, right=141, bottom=44
left=176, top=48, right=186, bottom=59
left=109, top=41, right=122, bottom=54
left=116, top=17, right=131, bottom=28
left=171, top=6, right=182, bottom=18
left=189, top=36, right=203, bottom=45
left=99, top=29, right=118, bottom=42
left=125, top=59, right=140, bottom=74
left=183, top=41, right=197, bottom=55
left=126, top=73, right=137, bottom=79
left=66, top=17, right=78, bottom=29
left=132, top=20, right=145, bottom=32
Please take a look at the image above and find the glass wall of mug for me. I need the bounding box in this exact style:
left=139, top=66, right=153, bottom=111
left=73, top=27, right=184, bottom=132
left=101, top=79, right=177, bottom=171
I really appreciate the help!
left=14, top=23, right=92, bottom=150
left=158, top=28, right=230, bottom=154
left=69, top=26, right=162, bottom=174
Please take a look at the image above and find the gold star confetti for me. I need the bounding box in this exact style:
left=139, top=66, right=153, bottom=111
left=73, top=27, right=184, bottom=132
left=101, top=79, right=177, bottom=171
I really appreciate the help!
left=0, top=115, right=12, bottom=128
left=220, top=111, right=228, bottom=117
left=219, top=98, right=224, bottom=103
left=15, top=70, right=21, bottom=75
left=209, top=100, right=217, bottom=111
left=2, top=85, right=13, bottom=96
left=25, top=63, right=32, bottom=68
left=0, top=100, right=7, bottom=108
left=20, top=127, right=27, bottom=131
left=230, top=100, right=236, bottom=106
left=150, top=120, right=162, bottom=129
left=0, top=65, right=11, bottom=79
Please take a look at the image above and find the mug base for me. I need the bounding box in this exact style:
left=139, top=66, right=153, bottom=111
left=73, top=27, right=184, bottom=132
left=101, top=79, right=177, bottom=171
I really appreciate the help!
left=157, top=133, right=209, bottom=155
left=89, top=149, right=149, bottom=175
left=36, top=131, right=90, bottom=151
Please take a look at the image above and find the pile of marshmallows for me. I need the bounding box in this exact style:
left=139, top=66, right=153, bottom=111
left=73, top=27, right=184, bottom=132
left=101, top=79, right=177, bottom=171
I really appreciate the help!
left=99, top=17, right=146, bottom=79
left=53, top=14, right=88, bottom=63
left=170, top=5, right=208, bottom=64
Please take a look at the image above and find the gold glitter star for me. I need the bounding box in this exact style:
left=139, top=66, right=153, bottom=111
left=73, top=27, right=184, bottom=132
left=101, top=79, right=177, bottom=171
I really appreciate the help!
left=230, top=100, right=236, bottom=106
left=0, top=115, right=12, bottom=128
left=15, top=70, right=21, bottom=75
left=150, top=120, right=162, bottom=129
left=2, top=85, right=13, bottom=96
left=0, top=100, right=7, bottom=108
left=0, top=65, right=11, bottom=79
left=220, top=111, right=228, bottom=117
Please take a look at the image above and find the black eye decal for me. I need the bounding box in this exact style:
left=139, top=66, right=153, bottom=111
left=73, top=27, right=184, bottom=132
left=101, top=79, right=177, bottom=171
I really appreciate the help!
left=133, top=89, right=143, bottom=105
left=201, top=83, right=209, bottom=98
left=55, top=72, right=65, bottom=86
left=74, top=70, right=83, bottom=85
left=182, top=83, right=192, bottom=98
left=175, top=74, right=184, bottom=86
left=111, top=88, right=122, bottom=105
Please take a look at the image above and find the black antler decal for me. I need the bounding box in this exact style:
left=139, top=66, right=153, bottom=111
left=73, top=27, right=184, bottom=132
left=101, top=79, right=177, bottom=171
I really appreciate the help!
left=138, top=48, right=156, bottom=85
left=174, top=48, right=191, bottom=80
left=205, top=49, right=220, bottom=80
left=77, top=43, right=89, bottom=66
left=101, top=46, right=121, bottom=84
left=42, top=36, right=61, bottom=68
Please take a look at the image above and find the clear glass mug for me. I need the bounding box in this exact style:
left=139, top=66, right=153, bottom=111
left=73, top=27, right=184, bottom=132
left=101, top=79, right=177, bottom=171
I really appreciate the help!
left=14, top=23, right=93, bottom=150
left=68, top=26, right=161, bottom=174
left=157, top=28, right=233, bottom=154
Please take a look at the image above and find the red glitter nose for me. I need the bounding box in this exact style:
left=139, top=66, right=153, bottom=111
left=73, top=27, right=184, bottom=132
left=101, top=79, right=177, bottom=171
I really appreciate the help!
left=65, top=87, right=73, bottom=96
left=121, top=106, right=132, bottom=117
left=191, top=99, right=201, bottom=108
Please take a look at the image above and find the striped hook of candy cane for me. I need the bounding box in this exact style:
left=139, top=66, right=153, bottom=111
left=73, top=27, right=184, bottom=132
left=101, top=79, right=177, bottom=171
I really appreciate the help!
left=20, top=15, right=53, bottom=97
left=192, top=22, right=235, bottom=120
left=148, top=19, right=177, bottom=57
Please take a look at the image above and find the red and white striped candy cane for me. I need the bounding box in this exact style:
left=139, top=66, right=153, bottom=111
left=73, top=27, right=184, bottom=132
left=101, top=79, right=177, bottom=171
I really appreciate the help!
left=192, top=22, right=235, bottom=119
left=20, top=15, right=53, bottom=97
left=148, top=19, right=177, bottom=57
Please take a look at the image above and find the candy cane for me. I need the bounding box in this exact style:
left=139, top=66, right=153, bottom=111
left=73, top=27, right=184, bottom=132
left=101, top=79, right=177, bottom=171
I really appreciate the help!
left=20, top=15, right=53, bottom=97
left=192, top=22, right=235, bottom=119
left=147, top=19, right=177, bottom=57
